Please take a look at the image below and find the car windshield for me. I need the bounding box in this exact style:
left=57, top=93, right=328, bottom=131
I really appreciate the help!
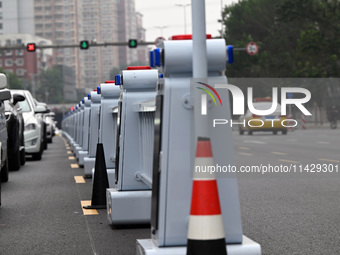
left=251, top=102, right=281, bottom=114
left=18, top=99, right=31, bottom=112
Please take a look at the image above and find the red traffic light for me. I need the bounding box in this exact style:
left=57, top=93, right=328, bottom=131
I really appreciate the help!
left=27, top=43, right=36, bottom=52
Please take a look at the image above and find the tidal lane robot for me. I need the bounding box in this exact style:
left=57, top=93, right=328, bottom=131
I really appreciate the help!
left=137, top=35, right=261, bottom=254
left=106, top=66, right=158, bottom=225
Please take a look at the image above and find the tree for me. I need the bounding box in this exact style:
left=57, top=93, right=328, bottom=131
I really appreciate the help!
left=222, top=0, right=340, bottom=108
left=37, top=65, right=64, bottom=104
left=0, top=68, right=24, bottom=89
left=222, top=0, right=340, bottom=78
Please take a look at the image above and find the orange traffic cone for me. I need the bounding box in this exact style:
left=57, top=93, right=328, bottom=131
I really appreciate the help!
left=187, top=137, right=227, bottom=255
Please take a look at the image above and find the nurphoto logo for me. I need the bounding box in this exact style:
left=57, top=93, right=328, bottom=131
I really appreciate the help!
left=196, top=83, right=312, bottom=128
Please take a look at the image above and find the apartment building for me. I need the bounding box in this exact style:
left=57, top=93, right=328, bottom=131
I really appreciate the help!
left=0, top=0, right=147, bottom=91
left=0, top=34, right=52, bottom=80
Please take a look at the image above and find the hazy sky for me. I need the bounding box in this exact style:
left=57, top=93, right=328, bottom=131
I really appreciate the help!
left=135, top=0, right=236, bottom=44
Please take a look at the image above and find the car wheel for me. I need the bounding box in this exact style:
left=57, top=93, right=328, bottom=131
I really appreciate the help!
left=43, top=124, right=48, bottom=150
left=9, top=147, right=20, bottom=171
left=32, top=151, right=42, bottom=160
left=20, top=149, right=26, bottom=166
left=239, top=128, right=244, bottom=135
left=32, top=141, right=43, bottom=160
left=248, top=130, right=253, bottom=135
left=273, top=131, right=278, bottom=135
left=282, top=129, right=287, bottom=135
left=0, top=158, right=9, bottom=183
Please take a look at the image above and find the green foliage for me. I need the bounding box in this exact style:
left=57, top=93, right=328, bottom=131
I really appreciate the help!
left=37, top=65, right=64, bottom=104
left=0, top=68, right=24, bottom=89
left=222, top=0, right=340, bottom=106
left=222, top=0, right=340, bottom=78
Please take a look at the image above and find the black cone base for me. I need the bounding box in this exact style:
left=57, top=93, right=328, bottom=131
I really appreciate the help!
left=85, top=143, right=109, bottom=209
left=83, top=205, right=107, bottom=209
left=187, top=238, right=227, bottom=255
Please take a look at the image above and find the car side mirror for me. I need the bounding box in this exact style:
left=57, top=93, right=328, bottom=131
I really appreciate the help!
left=0, top=73, right=7, bottom=90
left=13, top=94, right=25, bottom=106
left=0, top=90, right=11, bottom=102
left=35, top=105, right=49, bottom=114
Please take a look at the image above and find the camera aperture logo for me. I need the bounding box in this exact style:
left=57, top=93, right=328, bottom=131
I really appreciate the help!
left=196, top=82, right=222, bottom=114
left=196, top=83, right=312, bottom=128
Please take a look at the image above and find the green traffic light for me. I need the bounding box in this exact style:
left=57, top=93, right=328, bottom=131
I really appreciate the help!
left=80, top=40, right=89, bottom=50
left=128, top=39, right=138, bottom=48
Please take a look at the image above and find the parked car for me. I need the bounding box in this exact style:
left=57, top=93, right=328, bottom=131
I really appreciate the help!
left=35, top=101, right=50, bottom=150
left=238, top=98, right=287, bottom=135
left=11, top=90, right=48, bottom=160
left=0, top=74, right=12, bottom=194
left=44, top=112, right=56, bottom=143
left=5, top=93, right=26, bottom=170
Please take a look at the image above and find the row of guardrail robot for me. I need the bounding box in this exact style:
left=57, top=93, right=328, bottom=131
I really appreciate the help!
left=62, top=36, right=261, bottom=255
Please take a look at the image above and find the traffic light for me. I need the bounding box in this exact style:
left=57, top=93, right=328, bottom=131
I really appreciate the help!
left=27, top=43, right=36, bottom=52
left=128, top=39, right=138, bottom=48
left=80, top=40, right=89, bottom=50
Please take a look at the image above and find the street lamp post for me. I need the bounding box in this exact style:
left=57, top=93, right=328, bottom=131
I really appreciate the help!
left=175, top=3, right=191, bottom=34
left=154, top=26, right=168, bottom=37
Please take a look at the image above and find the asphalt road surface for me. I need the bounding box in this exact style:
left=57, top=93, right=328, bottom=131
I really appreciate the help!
left=0, top=129, right=339, bottom=255
left=234, top=128, right=340, bottom=255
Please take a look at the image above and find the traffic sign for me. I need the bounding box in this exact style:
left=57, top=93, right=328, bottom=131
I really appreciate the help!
left=246, top=42, right=258, bottom=55
left=154, top=37, right=165, bottom=47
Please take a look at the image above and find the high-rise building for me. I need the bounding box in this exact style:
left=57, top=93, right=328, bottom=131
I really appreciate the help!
left=0, top=0, right=148, bottom=92
left=34, top=0, right=80, bottom=89
left=78, top=0, right=119, bottom=90
left=0, top=34, right=53, bottom=80
left=1, top=0, right=35, bottom=35
left=135, top=12, right=148, bottom=65
left=117, top=0, right=137, bottom=67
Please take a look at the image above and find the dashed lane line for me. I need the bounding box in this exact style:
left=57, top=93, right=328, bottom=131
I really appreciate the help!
left=81, top=201, right=98, bottom=215
left=67, top=151, right=72, bottom=154
left=318, top=158, right=340, bottom=163
left=74, top=176, right=86, bottom=183
left=68, top=156, right=75, bottom=160
left=244, top=140, right=267, bottom=145
left=238, top=146, right=250, bottom=150
left=71, top=163, right=79, bottom=168
left=239, top=152, right=253, bottom=156
left=272, top=152, right=287, bottom=156
left=278, top=159, right=300, bottom=164
left=317, top=141, right=330, bottom=145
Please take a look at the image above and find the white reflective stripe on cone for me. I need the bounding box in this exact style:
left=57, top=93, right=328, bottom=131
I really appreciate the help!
left=188, top=215, right=225, bottom=240
left=194, top=157, right=217, bottom=179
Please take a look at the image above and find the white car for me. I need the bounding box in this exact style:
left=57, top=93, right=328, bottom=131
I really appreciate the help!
left=11, top=90, right=48, bottom=160
left=44, top=112, right=55, bottom=143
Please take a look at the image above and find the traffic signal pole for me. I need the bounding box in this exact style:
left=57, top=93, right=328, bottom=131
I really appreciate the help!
left=0, top=41, right=155, bottom=51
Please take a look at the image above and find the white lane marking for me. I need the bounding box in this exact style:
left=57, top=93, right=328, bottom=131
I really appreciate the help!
left=239, top=152, right=253, bottom=156
left=279, top=159, right=300, bottom=164
left=272, top=152, right=287, bottom=156
left=317, top=141, right=330, bottom=144
left=244, top=140, right=267, bottom=144
left=318, top=158, right=340, bottom=163
left=238, top=147, right=250, bottom=150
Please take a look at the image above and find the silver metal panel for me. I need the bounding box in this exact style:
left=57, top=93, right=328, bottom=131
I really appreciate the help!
left=106, top=189, right=151, bottom=225
left=136, top=236, right=261, bottom=255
